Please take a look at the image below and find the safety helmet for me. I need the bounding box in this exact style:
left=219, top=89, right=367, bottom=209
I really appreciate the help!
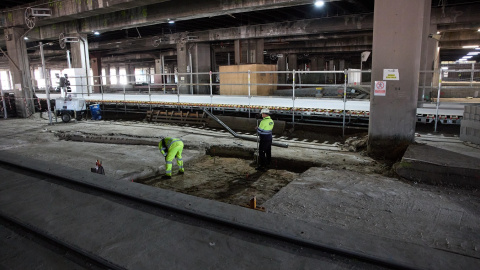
left=260, top=108, right=270, bottom=114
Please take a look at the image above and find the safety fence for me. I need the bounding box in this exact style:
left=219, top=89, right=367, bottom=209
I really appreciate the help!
left=3, top=67, right=477, bottom=133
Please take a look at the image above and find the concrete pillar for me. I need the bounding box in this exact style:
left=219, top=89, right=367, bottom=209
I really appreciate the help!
left=70, top=34, right=89, bottom=69
left=368, top=0, right=431, bottom=159
left=4, top=27, right=34, bottom=117
left=154, top=58, right=163, bottom=84
left=277, top=54, right=286, bottom=85
left=104, top=64, right=111, bottom=86
left=254, top=39, right=264, bottom=64
left=116, top=66, right=120, bottom=85
left=127, top=64, right=135, bottom=84
left=419, top=23, right=438, bottom=103
left=191, top=43, right=211, bottom=94
left=234, top=40, right=241, bottom=65
left=176, top=41, right=189, bottom=94
left=288, top=54, right=298, bottom=83
left=70, top=33, right=91, bottom=94
left=90, top=54, right=101, bottom=93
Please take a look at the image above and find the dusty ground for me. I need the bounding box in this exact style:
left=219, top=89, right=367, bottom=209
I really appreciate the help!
left=1, top=113, right=479, bottom=262
left=137, top=156, right=299, bottom=207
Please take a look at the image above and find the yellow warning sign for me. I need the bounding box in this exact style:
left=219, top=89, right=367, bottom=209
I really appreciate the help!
left=383, top=69, right=400, bottom=80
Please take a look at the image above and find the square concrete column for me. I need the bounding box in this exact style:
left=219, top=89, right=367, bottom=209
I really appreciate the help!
left=90, top=55, right=101, bottom=93
left=176, top=41, right=190, bottom=94
left=104, top=64, right=111, bottom=87
left=127, top=64, right=135, bottom=85
left=154, top=58, right=163, bottom=84
left=288, top=54, right=298, bottom=83
left=234, top=40, right=242, bottom=65
left=4, top=27, right=34, bottom=117
left=368, top=0, right=431, bottom=159
left=277, top=55, right=287, bottom=85
left=254, top=39, right=264, bottom=64
left=70, top=33, right=91, bottom=94
left=418, top=22, right=438, bottom=103
left=191, top=43, right=211, bottom=94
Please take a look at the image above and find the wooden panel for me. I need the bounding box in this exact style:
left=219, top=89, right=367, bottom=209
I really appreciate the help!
left=219, top=64, right=277, bottom=96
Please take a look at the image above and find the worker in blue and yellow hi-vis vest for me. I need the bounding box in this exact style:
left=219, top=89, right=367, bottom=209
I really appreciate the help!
left=159, top=137, right=184, bottom=179
left=256, top=108, right=274, bottom=171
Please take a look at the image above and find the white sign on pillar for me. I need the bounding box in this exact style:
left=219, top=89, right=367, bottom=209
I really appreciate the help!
left=374, top=81, right=386, bottom=96
left=383, top=69, right=400, bottom=80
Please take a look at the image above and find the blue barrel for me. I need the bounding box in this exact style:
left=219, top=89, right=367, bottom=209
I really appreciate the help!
left=89, top=104, right=102, bottom=120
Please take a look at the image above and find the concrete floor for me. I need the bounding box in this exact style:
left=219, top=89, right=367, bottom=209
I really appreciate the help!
left=0, top=114, right=479, bottom=268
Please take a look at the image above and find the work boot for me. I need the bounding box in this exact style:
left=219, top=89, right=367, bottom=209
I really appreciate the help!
left=178, top=171, right=184, bottom=175
left=161, top=175, right=172, bottom=180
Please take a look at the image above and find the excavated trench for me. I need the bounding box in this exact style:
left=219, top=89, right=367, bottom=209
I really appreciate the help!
left=135, top=146, right=308, bottom=208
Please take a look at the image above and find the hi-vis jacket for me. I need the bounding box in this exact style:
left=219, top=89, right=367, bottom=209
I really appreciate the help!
left=257, top=116, right=274, bottom=139
left=160, top=137, right=183, bottom=157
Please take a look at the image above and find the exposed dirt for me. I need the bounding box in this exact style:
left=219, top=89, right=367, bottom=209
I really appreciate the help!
left=137, top=156, right=299, bottom=207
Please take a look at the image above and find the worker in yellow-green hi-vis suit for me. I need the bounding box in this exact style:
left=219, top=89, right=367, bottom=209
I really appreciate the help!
left=256, top=108, right=274, bottom=171
left=159, top=137, right=184, bottom=179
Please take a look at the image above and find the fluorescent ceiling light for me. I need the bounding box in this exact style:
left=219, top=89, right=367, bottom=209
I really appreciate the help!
left=467, top=52, right=480, bottom=55
left=23, top=37, right=28, bottom=40
left=168, top=19, right=175, bottom=24
left=94, top=31, right=100, bottom=35
left=314, top=1, right=325, bottom=7
left=441, top=67, right=448, bottom=70
left=462, top=45, right=479, bottom=48
left=462, top=56, right=473, bottom=59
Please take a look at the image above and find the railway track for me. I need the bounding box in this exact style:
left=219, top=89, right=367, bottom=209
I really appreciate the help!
left=0, top=158, right=411, bottom=270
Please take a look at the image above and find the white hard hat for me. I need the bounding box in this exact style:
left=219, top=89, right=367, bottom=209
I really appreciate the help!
left=260, top=108, right=270, bottom=114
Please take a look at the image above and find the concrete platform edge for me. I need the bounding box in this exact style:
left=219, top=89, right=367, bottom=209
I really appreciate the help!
left=1, top=151, right=478, bottom=270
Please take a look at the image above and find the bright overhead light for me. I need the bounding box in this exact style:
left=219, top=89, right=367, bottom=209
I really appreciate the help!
left=93, top=31, right=100, bottom=35
left=314, top=1, right=325, bottom=7
left=462, top=45, right=479, bottom=48
left=462, top=56, right=473, bottom=59
left=436, top=31, right=441, bottom=34
left=168, top=19, right=175, bottom=24
left=23, top=36, right=28, bottom=40
left=441, top=67, right=448, bottom=70
left=467, top=52, right=480, bottom=55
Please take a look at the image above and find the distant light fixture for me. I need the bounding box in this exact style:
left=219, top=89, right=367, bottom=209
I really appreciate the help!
left=94, top=31, right=100, bottom=35
left=478, top=29, right=480, bottom=32
left=24, top=36, right=28, bottom=40
left=467, top=52, right=480, bottom=55
left=462, top=56, right=473, bottom=59
left=314, top=1, right=325, bottom=7
left=168, top=19, right=175, bottom=24
left=462, top=45, right=479, bottom=48
left=441, top=67, right=448, bottom=70
left=436, top=31, right=440, bottom=34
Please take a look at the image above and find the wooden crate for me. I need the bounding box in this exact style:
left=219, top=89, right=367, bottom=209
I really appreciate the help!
left=219, top=64, right=277, bottom=96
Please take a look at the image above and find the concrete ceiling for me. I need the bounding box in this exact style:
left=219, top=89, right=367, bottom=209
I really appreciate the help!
left=1, top=0, right=480, bottom=67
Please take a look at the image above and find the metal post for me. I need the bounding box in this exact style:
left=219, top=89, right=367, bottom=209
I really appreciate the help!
left=175, top=70, right=180, bottom=103
left=343, top=70, right=347, bottom=137
left=292, top=69, right=296, bottom=126
left=148, top=73, right=152, bottom=103
left=66, top=50, right=72, bottom=69
left=161, top=55, right=166, bottom=94
left=248, top=70, right=251, bottom=118
left=434, top=71, right=443, bottom=132
left=189, top=51, right=193, bottom=95
left=209, top=71, right=213, bottom=106
left=40, top=42, right=53, bottom=125
left=471, top=63, right=474, bottom=87
left=123, top=80, right=126, bottom=113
